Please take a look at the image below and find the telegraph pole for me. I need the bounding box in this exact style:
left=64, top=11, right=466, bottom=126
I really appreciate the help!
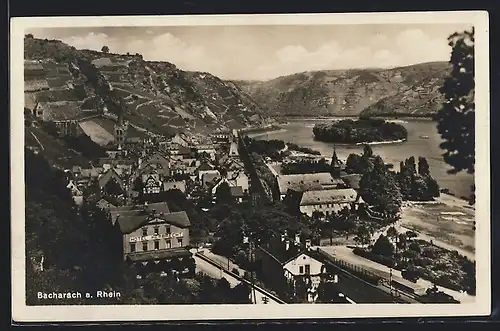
left=249, top=239, right=257, bottom=304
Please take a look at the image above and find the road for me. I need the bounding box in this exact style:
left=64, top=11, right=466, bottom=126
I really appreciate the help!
left=194, top=255, right=240, bottom=287
left=193, top=252, right=282, bottom=305
left=321, top=245, right=475, bottom=303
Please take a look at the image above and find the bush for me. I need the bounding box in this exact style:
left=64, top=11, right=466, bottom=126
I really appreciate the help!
left=353, top=247, right=395, bottom=268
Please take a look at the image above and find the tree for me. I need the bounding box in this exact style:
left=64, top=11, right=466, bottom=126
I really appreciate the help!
left=215, top=182, right=233, bottom=205
left=371, top=235, right=394, bottom=257
left=386, top=226, right=398, bottom=241
left=426, top=176, right=440, bottom=198
left=396, top=233, right=408, bottom=252
left=360, top=156, right=402, bottom=218
left=418, top=157, right=431, bottom=176
left=411, top=174, right=428, bottom=201
left=354, top=225, right=371, bottom=247
left=435, top=28, right=475, bottom=175
left=363, top=144, right=373, bottom=158
left=101, top=45, right=110, bottom=54
left=345, top=153, right=363, bottom=174
left=397, top=161, right=412, bottom=200
left=25, top=33, right=34, bottom=38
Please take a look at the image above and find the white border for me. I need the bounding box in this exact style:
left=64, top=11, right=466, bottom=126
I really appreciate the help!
left=11, top=12, right=491, bottom=322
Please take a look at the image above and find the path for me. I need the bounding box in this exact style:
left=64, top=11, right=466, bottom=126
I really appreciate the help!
left=29, top=131, right=45, bottom=151
left=321, top=245, right=475, bottom=303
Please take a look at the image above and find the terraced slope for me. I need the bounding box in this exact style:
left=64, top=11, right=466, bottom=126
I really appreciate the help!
left=24, top=37, right=269, bottom=145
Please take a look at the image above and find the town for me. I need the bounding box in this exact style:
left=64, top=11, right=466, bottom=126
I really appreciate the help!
left=26, top=104, right=475, bottom=305
left=22, top=26, right=477, bottom=307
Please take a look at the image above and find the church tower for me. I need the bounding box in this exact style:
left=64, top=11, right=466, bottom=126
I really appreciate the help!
left=330, top=145, right=342, bottom=178
left=114, top=109, right=128, bottom=151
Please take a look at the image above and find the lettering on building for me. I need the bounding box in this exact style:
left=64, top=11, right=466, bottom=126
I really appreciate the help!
left=129, top=232, right=183, bottom=243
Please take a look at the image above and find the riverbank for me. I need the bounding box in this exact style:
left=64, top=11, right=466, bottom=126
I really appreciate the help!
left=246, top=128, right=288, bottom=138
left=355, top=138, right=407, bottom=146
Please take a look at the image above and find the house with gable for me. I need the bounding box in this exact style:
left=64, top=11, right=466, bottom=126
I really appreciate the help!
left=108, top=202, right=194, bottom=278
left=256, top=232, right=328, bottom=303
left=98, top=168, right=128, bottom=197
left=285, top=188, right=362, bottom=217
left=142, top=171, right=163, bottom=195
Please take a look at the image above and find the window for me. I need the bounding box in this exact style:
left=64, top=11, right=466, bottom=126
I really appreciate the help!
left=130, top=243, right=136, bottom=253
left=166, top=240, right=171, bottom=249
left=142, top=242, right=148, bottom=251
left=177, top=238, right=183, bottom=247
left=154, top=226, right=159, bottom=235
left=305, top=264, right=311, bottom=275
left=154, top=241, right=160, bottom=250
left=142, top=227, right=147, bottom=236
left=166, top=226, right=171, bottom=235
left=299, top=266, right=304, bottom=274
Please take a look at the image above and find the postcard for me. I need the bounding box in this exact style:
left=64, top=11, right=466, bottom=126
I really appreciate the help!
left=11, top=11, right=490, bottom=322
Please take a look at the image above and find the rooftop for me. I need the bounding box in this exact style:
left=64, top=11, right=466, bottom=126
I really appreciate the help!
left=277, top=172, right=342, bottom=195
left=341, top=173, right=362, bottom=190
left=109, top=202, right=193, bottom=234
left=300, top=188, right=359, bottom=206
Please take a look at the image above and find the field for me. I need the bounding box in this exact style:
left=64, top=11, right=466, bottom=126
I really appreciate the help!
left=401, top=196, right=475, bottom=255
left=78, top=120, right=116, bottom=146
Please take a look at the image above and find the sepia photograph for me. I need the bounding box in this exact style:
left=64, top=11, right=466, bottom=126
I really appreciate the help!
left=11, top=12, right=490, bottom=322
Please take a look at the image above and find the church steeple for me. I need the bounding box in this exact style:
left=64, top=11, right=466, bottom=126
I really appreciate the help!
left=330, top=145, right=342, bottom=178
left=114, top=108, right=127, bottom=151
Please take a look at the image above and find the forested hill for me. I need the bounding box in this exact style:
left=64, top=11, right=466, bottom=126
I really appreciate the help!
left=24, top=36, right=268, bottom=141
left=232, top=62, right=450, bottom=118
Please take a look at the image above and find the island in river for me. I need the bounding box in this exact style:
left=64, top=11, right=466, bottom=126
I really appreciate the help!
left=312, top=117, right=408, bottom=144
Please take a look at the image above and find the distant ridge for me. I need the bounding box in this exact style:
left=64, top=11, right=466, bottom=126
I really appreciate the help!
left=232, top=61, right=451, bottom=117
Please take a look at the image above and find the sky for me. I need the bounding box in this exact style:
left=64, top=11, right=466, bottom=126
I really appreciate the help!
left=29, top=24, right=472, bottom=81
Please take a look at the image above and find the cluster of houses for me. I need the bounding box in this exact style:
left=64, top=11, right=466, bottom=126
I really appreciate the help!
left=278, top=149, right=364, bottom=218
left=63, top=112, right=250, bottom=279
left=252, top=149, right=365, bottom=303
left=62, top=109, right=362, bottom=302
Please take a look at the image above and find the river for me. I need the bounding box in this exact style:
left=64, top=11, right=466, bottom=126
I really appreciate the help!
left=248, top=118, right=474, bottom=199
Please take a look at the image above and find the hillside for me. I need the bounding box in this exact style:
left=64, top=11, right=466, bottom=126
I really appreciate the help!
left=233, top=62, right=451, bottom=117
left=24, top=36, right=268, bottom=147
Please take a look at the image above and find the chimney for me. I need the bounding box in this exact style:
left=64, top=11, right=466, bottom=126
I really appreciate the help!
left=295, top=233, right=301, bottom=245
left=305, top=239, right=312, bottom=250
left=285, top=239, right=290, bottom=251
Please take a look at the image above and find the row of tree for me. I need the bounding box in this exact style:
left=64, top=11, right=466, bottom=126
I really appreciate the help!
left=396, top=156, right=440, bottom=201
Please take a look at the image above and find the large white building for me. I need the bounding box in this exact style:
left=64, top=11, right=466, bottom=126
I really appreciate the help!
left=298, top=188, right=361, bottom=217
left=276, top=173, right=345, bottom=201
